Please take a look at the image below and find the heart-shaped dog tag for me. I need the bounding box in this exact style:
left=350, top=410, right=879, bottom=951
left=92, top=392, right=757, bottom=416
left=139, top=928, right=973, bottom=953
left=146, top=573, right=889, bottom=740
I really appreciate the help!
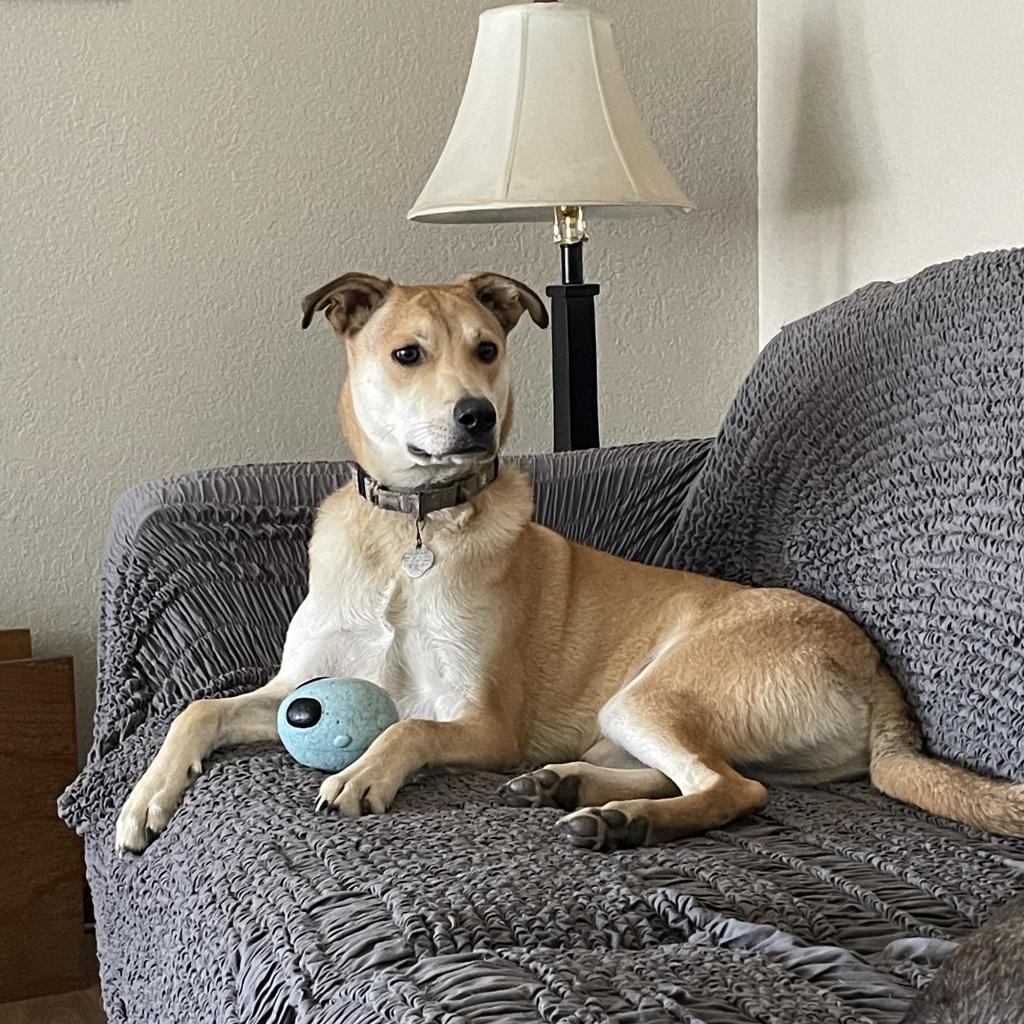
left=401, top=543, right=435, bottom=578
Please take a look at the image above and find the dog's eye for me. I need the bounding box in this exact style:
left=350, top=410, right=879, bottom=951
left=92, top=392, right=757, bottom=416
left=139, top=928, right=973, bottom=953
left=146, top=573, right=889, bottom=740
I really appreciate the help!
left=477, top=341, right=499, bottom=363
left=392, top=344, right=423, bottom=366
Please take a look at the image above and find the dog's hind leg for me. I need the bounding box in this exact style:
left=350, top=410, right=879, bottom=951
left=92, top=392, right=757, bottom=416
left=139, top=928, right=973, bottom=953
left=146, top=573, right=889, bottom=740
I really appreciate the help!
left=559, top=762, right=768, bottom=851
left=558, top=646, right=768, bottom=851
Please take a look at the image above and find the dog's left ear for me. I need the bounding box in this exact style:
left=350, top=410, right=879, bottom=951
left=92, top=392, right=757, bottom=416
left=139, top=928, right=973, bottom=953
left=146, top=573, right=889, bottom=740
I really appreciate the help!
left=301, top=273, right=392, bottom=335
left=461, top=273, right=549, bottom=333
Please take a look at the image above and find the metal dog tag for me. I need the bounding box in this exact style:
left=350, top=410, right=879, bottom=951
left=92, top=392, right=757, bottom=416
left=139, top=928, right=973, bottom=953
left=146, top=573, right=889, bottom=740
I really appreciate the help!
left=401, top=518, right=434, bottom=578
left=402, top=543, right=434, bottom=578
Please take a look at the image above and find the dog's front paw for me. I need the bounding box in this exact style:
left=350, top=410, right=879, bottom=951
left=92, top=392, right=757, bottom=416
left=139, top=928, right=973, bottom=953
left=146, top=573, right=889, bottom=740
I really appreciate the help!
left=315, top=756, right=402, bottom=817
left=115, top=758, right=200, bottom=856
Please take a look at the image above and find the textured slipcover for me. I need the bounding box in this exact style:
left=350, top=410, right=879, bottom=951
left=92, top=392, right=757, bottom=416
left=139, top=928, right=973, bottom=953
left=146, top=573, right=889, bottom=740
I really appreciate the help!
left=664, top=248, right=1024, bottom=782
left=60, top=251, right=1024, bottom=1023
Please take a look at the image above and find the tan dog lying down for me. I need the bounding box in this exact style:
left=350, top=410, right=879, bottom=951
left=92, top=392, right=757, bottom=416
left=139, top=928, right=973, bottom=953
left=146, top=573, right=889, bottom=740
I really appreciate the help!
left=116, top=272, right=1024, bottom=855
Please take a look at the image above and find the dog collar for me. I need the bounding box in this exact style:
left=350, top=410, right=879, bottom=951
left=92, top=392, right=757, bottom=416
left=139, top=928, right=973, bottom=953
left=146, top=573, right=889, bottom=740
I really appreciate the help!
left=347, top=458, right=500, bottom=521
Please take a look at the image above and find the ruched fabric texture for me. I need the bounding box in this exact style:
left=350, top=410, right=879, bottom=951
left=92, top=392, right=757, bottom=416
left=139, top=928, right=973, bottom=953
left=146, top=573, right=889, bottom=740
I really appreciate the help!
left=664, top=247, right=1024, bottom=782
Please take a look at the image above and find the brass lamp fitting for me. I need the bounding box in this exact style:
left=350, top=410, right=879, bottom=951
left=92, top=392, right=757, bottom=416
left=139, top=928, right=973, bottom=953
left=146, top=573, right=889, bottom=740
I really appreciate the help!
left=552, top=205, right=589, bottom=246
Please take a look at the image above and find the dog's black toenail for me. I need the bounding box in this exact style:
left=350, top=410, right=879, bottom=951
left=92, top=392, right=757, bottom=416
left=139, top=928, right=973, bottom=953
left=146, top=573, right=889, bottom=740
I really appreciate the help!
left=598, top=808, right=627, bottom=827
left=508, top=777, right=536, bottom=795
left=533, top=769, right=559, bottom=787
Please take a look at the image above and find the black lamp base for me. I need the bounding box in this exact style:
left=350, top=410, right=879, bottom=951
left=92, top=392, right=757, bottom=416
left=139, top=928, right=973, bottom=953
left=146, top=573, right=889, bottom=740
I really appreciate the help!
left=546, top=241, right=600, bottom=452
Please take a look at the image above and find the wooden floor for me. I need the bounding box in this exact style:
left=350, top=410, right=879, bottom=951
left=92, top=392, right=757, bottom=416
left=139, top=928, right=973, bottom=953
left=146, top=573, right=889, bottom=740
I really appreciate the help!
left=0, top=986, right=105, bottom=1024
left=0, top=934, right=105, bottom=1024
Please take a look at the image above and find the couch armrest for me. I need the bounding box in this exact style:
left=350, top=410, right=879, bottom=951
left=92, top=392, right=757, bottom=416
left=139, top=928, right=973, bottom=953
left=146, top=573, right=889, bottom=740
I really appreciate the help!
left=91, top=463, right=348, bottom=758
left=58, top=463, right=347, bottom=830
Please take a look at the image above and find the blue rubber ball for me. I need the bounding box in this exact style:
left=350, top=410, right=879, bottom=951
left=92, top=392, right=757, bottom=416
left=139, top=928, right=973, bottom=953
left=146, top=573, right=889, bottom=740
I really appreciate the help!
left=278, top=677, right=400, bottom=772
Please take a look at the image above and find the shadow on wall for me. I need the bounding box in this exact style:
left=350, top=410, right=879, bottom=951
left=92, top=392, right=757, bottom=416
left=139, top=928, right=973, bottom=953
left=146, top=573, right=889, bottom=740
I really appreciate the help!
left=779, top=0, right=887, bottom=304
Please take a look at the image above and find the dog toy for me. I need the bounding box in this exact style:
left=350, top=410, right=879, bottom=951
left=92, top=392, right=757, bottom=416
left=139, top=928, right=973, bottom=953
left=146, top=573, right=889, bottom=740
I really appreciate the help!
left=277, top=677, right=399, bottom=772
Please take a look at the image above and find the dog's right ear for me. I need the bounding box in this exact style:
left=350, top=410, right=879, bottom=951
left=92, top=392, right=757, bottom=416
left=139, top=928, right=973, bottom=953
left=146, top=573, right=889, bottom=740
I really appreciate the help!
left=301, top=273, right=392, bottom=336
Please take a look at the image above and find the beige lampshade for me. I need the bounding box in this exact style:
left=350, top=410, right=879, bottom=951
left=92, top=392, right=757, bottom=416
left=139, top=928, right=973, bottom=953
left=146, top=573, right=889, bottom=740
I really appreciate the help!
left=407, top=1, right=694, bottom=224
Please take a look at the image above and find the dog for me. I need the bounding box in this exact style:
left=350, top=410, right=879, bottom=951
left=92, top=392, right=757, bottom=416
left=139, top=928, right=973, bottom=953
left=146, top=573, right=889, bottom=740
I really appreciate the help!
left=115, top=271, right=1024, bottom=856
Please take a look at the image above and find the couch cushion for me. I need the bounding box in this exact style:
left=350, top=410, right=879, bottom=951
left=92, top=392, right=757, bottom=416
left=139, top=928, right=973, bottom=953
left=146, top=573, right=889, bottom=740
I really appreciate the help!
left=85, top=751, right=1023, bottom=1023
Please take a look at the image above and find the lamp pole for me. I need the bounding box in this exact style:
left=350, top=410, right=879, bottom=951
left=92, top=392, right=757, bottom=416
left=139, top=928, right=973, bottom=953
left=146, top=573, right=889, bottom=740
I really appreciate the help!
left=547, top=205, right=600, bottom=451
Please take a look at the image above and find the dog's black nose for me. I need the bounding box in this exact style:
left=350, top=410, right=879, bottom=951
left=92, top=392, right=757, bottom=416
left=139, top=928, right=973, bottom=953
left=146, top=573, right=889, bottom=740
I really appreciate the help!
left=453, top=396, right=497, bottom=437
left=286, top=697, right=322, bottom=729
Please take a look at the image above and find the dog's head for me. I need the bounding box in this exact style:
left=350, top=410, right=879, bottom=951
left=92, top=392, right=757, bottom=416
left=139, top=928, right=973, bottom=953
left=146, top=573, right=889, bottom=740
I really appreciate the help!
left=302, top=273, right=548, bottom=488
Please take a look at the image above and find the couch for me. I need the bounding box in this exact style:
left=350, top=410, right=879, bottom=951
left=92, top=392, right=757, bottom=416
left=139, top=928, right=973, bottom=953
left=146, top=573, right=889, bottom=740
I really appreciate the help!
left=61, top=249, right=1024, bottom=1023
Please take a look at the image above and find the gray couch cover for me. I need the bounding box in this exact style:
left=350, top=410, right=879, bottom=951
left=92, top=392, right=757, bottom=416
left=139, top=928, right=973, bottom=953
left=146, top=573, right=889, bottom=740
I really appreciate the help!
left=60, top=250, right=1024, bottom=1023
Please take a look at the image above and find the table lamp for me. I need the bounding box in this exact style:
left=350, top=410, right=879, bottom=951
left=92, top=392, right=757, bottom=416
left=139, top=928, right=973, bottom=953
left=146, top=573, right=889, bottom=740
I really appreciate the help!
left=408, top=0, right=693, bottom=451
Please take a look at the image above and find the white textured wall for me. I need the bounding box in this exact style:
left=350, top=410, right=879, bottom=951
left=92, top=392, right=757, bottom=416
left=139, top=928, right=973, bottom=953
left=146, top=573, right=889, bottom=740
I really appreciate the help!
left=758, top=0, right=1024, bottom=347
left=1, top=1, right=757, bottom=755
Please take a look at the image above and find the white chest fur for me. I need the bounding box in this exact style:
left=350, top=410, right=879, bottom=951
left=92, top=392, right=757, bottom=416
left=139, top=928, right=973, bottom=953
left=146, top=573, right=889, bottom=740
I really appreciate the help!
left=371, top=570, right=486, bottom=720
left=278, top=506, right=500, bottom=723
